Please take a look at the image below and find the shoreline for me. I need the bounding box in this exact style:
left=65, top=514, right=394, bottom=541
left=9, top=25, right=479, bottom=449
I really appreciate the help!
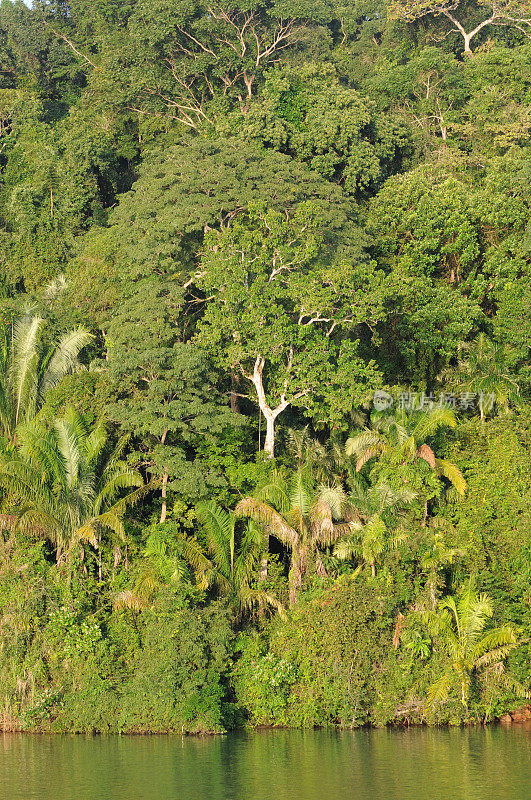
left=2, top=705, right=530, bottom=736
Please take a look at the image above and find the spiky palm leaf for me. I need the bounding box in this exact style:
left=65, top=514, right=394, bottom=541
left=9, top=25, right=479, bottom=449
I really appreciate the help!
left=426, top=584, right=520, bottom=711
left=113, top=589, right=147, bottom=613
left=0, top=314, right=91, bottom=442
left=412, top=407, right=457, bottom=441
left=346, top=407, right=465, bottom=499
left=255, top=470, right=291, bottom=513
left=39, top=327, right=93, bottom=395
left=196, top=500, right=235, bottom=579
left=1, top=408, right=145, bottom=560
left=235, top=497, right=299, bottom=548
left=435, top=459, right=467, bottom=495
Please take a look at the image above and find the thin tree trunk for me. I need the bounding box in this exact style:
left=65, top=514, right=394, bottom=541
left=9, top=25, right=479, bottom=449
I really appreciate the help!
left=159, top=428, right=169, bottom=524
left=259, top=533, right=269, bottom=581
left=98, top=532, right=102, bottom=582
left=160, top=469, right=168, bottom=524
left=289, top=546, right=302, bottom=607
left=429, top=575, right=437, bottom=609
left=422, top=499, right=428, bottom=527
left=230, top=372, right=240, bottom=413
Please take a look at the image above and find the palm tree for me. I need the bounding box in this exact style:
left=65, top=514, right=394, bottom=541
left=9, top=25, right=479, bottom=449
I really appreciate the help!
left=0, top=407, right=145, bottom=567
left=345, top=406, right=467, bottom=497
left=334, top=481, right=415, bottom=577
left=196, top=501, right=283, bottom=616
left=419, top=518, right=462, bottom=608
left=285, top=426, right=355, bottom=485
left=441, top=333, right=519, bottom=421
left=0, top=313, right=92, bottom=444
left=114, top=523, right=212, bottom=612
left=235, top=469, right=352, bottom=606
left=115, top=505, right=283, bottom=618
left=426, top=582, right=519, bottom=711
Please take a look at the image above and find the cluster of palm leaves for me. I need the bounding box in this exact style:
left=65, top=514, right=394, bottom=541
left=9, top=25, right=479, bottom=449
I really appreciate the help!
left=425, top=582, right=521, bottom=711
left=345, top=406, right=467, bottom=495
left=235, top=469, right=354, bottom=606
left=115, top=502, right=283, bottom=618
left=440, top=333, right=520, bottom=421
left=332, top=481, right=416, bottom=577
left=0, top=312, right=148, bottom=571
left=0, top=312, right=92, bottom=445
left=0, top=407, right=145, bottom=565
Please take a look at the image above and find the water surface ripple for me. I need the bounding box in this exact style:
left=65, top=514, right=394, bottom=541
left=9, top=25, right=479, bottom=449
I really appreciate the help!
left=1, top=726, right=529, bottom=800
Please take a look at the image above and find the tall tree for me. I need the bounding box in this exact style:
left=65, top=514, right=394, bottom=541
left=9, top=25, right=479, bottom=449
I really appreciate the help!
left=389, top=0, right=531, bottom=54
left=195, top=202, right=382, bottom=456
left=106, top=281, right=235, bottom=518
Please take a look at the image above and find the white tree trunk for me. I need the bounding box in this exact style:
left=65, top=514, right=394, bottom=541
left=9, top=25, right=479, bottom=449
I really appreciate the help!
left=442, top=10, right=496, bottom=55
left=159, top=428, right=169, bottom=523
left=251, top=357, right=289, bottom=459
left=160, top=469, right=168, bottom=523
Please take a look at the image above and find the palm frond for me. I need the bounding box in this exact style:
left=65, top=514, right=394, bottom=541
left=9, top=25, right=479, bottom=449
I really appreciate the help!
left=196, top=500, right=234, bottom=579
left=237, top=583, right=285, bottom=619
left=77, top=481, right=155, bottom=544
left=333, top=534, right=361, bottom=561
left=54, top=417, right=81, bottom=490
left=84, top=420, right=108, bottom=467
left=255, top=471, right=291, bottom=513
left=289, top=469, right=313, bottom=515
left=316, top=484, right=347, bottom=520
left=413, top=407, right=457, bottom=441
left=435, top=459, right=467, bottom=495
left=356, top=446, right=383, bottom=472
left=113, top=589, right=147, bottom=613
left=345, top=431, right=382, bottom=459
left=40, top=327, right=93, bottom=395
left=474, top=645, right=516, bottom=669
left=426, top=671, right=453, bottom=710
left=235, top=497, right=298, bottom=548
left=473, top=626, right=518, bottom=666
left=10, top=315, right=42, bottom=428
left=93, top=466, right=144, bottom=514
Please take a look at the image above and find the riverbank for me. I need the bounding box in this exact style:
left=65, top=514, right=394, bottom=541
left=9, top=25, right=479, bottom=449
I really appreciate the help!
left=3, top=704, right=530, bottom=736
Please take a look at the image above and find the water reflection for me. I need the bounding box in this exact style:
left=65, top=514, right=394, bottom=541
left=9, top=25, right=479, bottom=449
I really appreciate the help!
left=1, top=726, right=529, bottom=800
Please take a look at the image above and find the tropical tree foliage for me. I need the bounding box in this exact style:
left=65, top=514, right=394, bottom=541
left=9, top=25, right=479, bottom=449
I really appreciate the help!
left=196, top=500, right=284, bottom=616
left=426, top=583, right=519, bottom=711
left=334, top=481, right=415, bottom=577
left=441, top=334, right=520, bottom=421
left=236, top=470, right=353, bottom=605
left=346, top=406, right=467, bottom=496
left=0, top=408, right=144, bottom=563
left=0, top=0, right=527, bottom=734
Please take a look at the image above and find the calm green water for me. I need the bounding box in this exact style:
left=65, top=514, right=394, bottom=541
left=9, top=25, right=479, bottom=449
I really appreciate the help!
left=1, top=727, right=529, bottom=800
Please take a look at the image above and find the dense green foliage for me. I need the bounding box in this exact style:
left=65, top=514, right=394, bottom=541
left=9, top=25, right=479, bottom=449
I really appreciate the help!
left=0, top=0, right=528, bottom=733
